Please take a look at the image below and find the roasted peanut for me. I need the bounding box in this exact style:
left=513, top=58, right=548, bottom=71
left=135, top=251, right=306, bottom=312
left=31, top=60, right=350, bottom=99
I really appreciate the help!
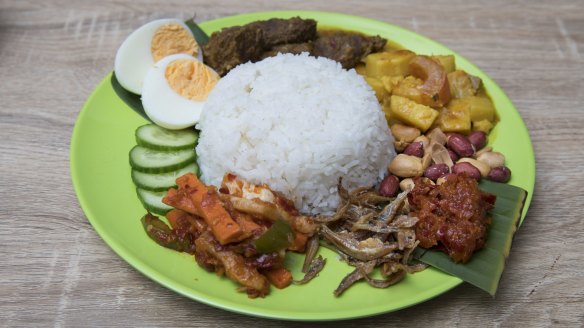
left=399, top=178, right=415, bottom=191
left=424, top=163, right=450, bottom=181
left=394, top=141, right=410, bottom=153
left=468, top=131, right=487, bottom=150
left=477, top=151, right=505, bottom=169
left=413, top=135, right=430, bottom=150
left=393, top=141, right=410, bottom=153
left=388, top=154, right=424, bottom=178
left=430, top=142, right=454, bottom=168
left=391, top=124, right=421, bottom=143
left=426, top=128, right=448, bottom=145
left=379, top=175, right=400, bottom=197
left=447, top=133, right=475, bottom=157
left=448, top=149, right=459, bottom=162
left=421, top=152, right=432, bottom=171
left=488, top=166, right=511, bottom=183
left=403, top=141, right=424, bottom=157
left=474, top=146, right=493, bottom=158
left=452, top=162, right=481, bottom=180
left=457, top=157, right=491, bottom=177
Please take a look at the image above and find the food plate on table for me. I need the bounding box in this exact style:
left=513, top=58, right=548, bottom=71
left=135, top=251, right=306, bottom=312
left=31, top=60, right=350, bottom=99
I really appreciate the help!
left=71, top=11, right=535, bottom=320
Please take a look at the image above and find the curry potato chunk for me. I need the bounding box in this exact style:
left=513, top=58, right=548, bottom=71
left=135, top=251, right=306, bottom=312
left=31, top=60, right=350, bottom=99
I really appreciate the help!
left=431, top=55, right=456, bottom=74
left=364, top=50, right=416, bottom=78
left=364, top=77, right=388, bottom=102
left=391, top=76, right=425, bottom=104
left=437, top=99, right=472, bottom=134
left=472, top=119, right=494, bottom=133
left=465, top=96, right=496, bottom=122
left=389, top=95, right=439, bottom=131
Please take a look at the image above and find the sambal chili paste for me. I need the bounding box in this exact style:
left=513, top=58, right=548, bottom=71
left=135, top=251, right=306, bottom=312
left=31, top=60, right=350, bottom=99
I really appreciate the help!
left=408, top=174, right=496, bottom=263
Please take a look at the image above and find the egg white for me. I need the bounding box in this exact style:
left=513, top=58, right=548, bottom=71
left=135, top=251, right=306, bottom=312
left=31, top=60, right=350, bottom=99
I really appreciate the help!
left=141, top=54, right=210, bottom=130
left=114, top=18, right=202, bottom=95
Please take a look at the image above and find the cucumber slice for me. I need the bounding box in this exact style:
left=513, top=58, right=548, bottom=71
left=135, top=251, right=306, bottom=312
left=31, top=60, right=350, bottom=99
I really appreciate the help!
left=136, top=188, right=173, bottom=216
left=136, top=124, right=198, bottom=150
left=129, top=146, right=195, bottom=173
left=132, top=163, right=199, bottom=191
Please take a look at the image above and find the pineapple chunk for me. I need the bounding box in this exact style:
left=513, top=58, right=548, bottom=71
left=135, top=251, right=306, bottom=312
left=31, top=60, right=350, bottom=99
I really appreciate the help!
left=473, top=119, right=494, bottom=133
left=438, top=99, right=471, bottom=134
left=431, top=55, right=456, bottom=73
left=364, top=77, right=388, bottom=102
left=447, top=70, right=478, bottom=99
left=389, top=95, right=439, bottom=131
left=392, top=76, right=425, bottom=105
left=364, top=50, right=416, bottom=78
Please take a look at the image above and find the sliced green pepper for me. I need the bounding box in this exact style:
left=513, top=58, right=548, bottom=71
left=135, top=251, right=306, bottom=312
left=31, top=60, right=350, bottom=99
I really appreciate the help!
left=253, top=219, right=294, bottom=253
left=141, top=213, right=194, bottom=253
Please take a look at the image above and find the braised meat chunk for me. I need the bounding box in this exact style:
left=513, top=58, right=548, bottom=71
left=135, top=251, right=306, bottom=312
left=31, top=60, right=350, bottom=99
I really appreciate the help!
left=249, top=17, right=317, bottom=47
left=203, top=17, right=387, bottom=75
left=203, top=24, right=265, bottom=76
left=203, top=17, right=317, bottom=76
left=408, top=174, right=496, bottom=263
left=260, top=43, right=314, bottom=59
left=312, top=31, right=387, bottom=69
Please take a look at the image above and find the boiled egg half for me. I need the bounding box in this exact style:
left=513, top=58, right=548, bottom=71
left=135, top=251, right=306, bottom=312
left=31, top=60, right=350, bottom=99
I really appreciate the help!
left=114, top=18, right=202, bottom=95
left=141, top=54, right=219, bottom=129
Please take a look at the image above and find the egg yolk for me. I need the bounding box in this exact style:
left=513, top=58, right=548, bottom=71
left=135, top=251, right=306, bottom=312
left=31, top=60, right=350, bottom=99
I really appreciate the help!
left=151, top=24, right=199, bottom=62
left=165, top=59, right=220, bottom=101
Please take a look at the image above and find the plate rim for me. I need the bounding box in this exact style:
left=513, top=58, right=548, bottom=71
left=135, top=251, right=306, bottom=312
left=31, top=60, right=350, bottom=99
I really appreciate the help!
left=70, top=10, right=535, bottom=321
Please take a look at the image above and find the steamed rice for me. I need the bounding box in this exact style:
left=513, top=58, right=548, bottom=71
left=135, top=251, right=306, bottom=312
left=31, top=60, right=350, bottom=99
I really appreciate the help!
left=196, top=53, right=395, bottom=214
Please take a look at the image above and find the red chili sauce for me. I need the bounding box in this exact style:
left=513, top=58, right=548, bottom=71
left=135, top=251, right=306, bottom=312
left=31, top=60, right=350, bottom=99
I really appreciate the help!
left=408, top=174, right=496, bottom=263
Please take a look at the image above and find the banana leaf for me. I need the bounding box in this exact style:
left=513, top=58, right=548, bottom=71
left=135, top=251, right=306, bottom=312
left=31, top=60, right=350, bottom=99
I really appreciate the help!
left=413, top=180, right=528, bottom=296
left=111, top=72, right=151, bottom=122
left=111, top=19, right=210, bottom=120
left=185, top=17, right=210, bottom=46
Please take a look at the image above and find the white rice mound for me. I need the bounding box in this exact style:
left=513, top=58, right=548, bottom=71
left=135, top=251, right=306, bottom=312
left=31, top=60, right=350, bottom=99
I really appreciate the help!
left=196, top=53, right=395, bottom=214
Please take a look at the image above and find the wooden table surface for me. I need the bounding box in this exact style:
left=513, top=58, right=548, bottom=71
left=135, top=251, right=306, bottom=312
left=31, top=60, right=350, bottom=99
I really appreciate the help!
left=2, top=0, right=583, bottom=326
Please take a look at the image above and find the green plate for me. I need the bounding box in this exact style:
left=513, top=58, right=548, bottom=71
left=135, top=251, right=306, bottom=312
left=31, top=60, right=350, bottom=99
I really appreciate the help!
left=71, top=11, right=535, bottom=321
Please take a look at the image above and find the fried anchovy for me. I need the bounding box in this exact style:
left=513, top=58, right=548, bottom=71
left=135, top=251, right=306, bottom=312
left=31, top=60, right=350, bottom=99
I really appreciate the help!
left=381, top=261, right=401, bottom=277
left=320, top=225, right=397, bottom=261
left=313, top=201, right=350, bottom=223
left=349, top=186, right=372, bottom=205
left=381, top=260, right=427, bottom=276
left=402, top=240, right=420, bottom=265
left=397, top=229, right=417, bottom=250
left=302, top=234, right=320, bottom=273
left=355, top=192, right=393, bottom=205
left=345, top=205, right=376, bottom=221
left=391, top=215, right=419, bottom=229
left=350, top=212, right=376, bottom=231
left=405, top=263, right=428, bottom=273
left=345, top=252, right=402, bottom=267
left=378, top=190, right=409, bottom=223
left=294, top=255, right=326, bottom=285
left=361, top=268, right=406, bottom=288
left=352, top=222, right=399, bottom=234
left=334, top=261, right=376, bottom=297
left=337, top=177, right=350, bottom=200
